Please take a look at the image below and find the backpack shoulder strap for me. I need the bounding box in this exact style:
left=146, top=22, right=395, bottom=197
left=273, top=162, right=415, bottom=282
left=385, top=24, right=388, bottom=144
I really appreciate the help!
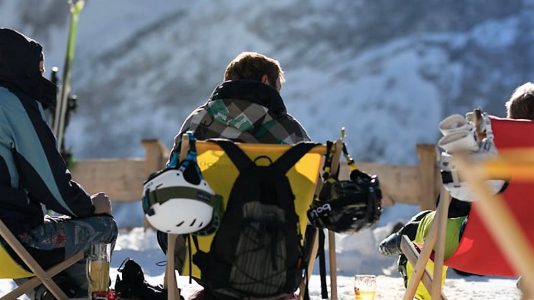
left=272, top=142, right=321, bottom=174
left=209, top=138, right=254, bottom=172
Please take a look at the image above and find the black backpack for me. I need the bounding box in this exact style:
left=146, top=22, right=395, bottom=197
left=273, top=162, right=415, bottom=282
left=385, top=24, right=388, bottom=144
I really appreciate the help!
left=193, top=139, right=319, bottom=299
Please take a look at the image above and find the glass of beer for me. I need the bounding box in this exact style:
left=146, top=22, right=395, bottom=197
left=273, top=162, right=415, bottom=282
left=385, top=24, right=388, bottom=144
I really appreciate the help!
left=354, top=274, right=376, bottom=300
left=86, top=243, right=111, bottom=300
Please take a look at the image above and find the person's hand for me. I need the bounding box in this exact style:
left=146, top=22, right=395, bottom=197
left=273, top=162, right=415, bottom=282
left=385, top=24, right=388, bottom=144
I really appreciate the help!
left=92, top=192, right=112, bottom=215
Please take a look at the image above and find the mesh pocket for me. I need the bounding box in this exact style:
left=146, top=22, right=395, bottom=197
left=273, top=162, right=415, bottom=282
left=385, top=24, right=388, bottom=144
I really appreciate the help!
left=229, top=202, right=287, bottom=295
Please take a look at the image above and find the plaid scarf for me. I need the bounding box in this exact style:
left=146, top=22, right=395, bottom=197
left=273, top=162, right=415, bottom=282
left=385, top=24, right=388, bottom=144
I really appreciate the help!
left=171, top=80, right=310, bottom=154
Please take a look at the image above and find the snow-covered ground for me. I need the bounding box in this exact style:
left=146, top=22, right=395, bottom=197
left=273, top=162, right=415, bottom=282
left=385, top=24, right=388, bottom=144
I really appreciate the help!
left=0, top=203, right=522, bottom=299
left=0, top=1, right=530, bottom=299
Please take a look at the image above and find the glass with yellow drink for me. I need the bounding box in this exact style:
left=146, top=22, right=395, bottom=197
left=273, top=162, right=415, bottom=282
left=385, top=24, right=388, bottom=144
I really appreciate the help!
left=354, top=274, right=376, bottom=300
left=86, top=243, right=111, bottom=300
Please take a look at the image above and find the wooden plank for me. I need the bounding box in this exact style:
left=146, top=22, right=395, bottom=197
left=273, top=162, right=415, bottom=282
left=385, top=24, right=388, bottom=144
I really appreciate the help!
left=400, top=235, right=447, bottom=300
left=1, top=251, right=84, bottom=300
left=70, top=159, right=145, bottom=202
left=402, top=187, right=449, bottom=300
left=298, top=229, right=319, bottom=300
left=70, top=139, right=169, bottom=202
left=431, top=191, right=451, bottom=299
left=328, top=139, right=343, bottom=300
left=164, top=134, right=188, bottom=300
left=340, top=162, right=421, bottom=206
left=142, top=138, right=169, bottom=176
left=70, top=139, right=424, bottom=206
left=142, top=139, right=169, bottom=230
left=0, top=219, right=71, bottom=300
left=416, top=144, right=439, bottom=211
left=71, top=160, right=422, bottom=205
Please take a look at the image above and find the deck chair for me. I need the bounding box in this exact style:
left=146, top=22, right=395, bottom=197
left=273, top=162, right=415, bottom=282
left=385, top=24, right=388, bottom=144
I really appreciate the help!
left=0, top=218, right=84, bottom=300
left=402, top=116, right=534, bottom=299
left=162, top=134, right=330, bottom=300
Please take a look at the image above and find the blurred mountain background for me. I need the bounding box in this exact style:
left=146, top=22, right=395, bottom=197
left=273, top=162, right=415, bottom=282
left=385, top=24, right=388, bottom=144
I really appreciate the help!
left=2, top=0, right=533, bottom=164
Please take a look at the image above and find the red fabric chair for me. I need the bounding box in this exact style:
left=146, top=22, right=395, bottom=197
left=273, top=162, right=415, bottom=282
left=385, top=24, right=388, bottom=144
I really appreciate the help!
left=401, top=116, right=534, bottom=300
left=444, top=116, right=534, bottom=276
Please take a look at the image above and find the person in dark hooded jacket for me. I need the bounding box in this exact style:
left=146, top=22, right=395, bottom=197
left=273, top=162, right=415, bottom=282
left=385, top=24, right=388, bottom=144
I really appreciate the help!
left=157, top=51, right=310, bottom=300
left=172, top=51, right=310, bottom=147
left=0, top=28, right=117, bottom=299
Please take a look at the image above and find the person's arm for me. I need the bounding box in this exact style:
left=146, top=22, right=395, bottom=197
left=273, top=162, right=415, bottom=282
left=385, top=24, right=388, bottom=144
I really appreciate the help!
left=283, top=113, right=311, bottom=142
left=6, top=91, right=94, bottom=217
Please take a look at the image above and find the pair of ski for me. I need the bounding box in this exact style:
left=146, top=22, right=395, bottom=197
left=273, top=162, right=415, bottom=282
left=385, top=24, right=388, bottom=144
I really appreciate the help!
left=50, top=0, right=85, bottom=154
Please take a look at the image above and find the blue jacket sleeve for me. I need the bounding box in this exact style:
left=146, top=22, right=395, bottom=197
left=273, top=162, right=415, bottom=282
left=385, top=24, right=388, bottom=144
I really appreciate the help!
left=3, top=89, right=94, bottom=217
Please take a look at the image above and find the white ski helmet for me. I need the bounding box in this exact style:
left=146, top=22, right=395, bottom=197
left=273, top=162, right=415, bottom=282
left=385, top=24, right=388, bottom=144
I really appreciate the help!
left=143, top=167, right=217, bottom=234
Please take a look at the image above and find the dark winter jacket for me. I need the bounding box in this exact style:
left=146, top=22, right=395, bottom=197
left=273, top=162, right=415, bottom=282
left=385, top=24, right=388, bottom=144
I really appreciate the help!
left=169, top=79, right=310, bottom=157
left=0, top=28, right=94, bottom=235
left=158, top=79, right=311, bottom=275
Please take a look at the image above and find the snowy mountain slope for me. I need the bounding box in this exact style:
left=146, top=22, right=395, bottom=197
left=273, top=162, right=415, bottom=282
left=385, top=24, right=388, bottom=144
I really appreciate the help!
left=1, top=0, right=533, bottom=164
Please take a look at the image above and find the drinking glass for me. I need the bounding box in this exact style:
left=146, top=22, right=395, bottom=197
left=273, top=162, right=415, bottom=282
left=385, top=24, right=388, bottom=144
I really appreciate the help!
left=354, top=274, right=376, bottom=300
left=86, top=243, right=111, bottom=300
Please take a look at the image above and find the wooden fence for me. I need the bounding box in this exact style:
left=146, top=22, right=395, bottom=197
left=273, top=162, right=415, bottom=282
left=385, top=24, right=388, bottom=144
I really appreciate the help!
left=70, top=140, right=441, bottom=211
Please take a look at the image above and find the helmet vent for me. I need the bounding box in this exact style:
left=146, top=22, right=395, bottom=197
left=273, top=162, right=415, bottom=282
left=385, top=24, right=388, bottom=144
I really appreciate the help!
left=176, top=221, right=184, bottom=227
left=198, top=222, right=203, bottom=228
left=189, top=219, right=196, bottom=226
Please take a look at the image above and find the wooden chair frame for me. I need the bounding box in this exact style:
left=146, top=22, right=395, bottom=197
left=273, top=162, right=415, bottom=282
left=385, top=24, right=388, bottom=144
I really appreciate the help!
left=298, top=138, right=344, bottom=300
left=400, top=187, right=450, bottom=300
left=0, top=218, right=84, bottom=300
left=162, top=135, right=341, bottom=300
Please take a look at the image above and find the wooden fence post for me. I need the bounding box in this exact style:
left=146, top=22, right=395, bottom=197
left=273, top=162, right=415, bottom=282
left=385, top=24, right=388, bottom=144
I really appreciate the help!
left=141, top=139, right=169, bottom=230
left=416, top=144, right=440, bottom=211
left=142, top=139, right=168, bottom=174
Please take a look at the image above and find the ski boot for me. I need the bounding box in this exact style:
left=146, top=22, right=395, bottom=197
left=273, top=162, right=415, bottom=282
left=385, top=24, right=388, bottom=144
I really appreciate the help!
left=378, top=210, right=432, bottom=256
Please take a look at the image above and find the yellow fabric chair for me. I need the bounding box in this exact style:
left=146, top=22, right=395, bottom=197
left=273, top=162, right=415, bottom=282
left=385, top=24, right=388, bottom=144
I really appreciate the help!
left=0, top=244, right=33, bottom=279
left=181, top=140, right=326, bottom=278
left=0, top=218, right=84, bottom=300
